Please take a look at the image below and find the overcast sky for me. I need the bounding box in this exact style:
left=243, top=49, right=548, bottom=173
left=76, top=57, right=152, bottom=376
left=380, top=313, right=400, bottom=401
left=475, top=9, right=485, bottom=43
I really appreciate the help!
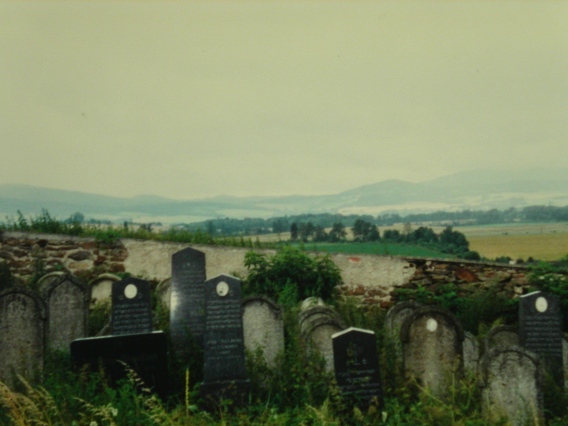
left=1, top=1, right=567, bottom=200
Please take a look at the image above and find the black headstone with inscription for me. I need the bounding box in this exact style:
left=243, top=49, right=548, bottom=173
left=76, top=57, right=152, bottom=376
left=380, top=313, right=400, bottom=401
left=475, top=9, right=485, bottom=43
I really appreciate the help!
left=332, top=327, right=383, bottom=410
left=70, top=331, right=169, bottom=396
left=170, top=247, right=206, bottom=351
left=519, top=291, right=564, bottom=389
left=200, top=274, right=249, bottom=407
left=111, top=277, right=152, bottom=335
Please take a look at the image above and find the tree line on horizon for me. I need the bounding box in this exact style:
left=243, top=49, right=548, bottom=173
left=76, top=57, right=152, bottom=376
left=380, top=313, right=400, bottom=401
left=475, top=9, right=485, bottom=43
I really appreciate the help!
left=185, top=204, right=568, bottom=237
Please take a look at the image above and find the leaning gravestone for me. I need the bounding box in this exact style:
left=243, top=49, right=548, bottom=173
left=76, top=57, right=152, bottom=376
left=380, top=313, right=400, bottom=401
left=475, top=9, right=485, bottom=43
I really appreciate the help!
left=519, top=291, right=564, bottom=389
left=484, top=325, right=518, bottom=351
left=170, top=247, right=206, bottom=351
left=300, top=303, right=345, bottom=372
left=111, top=277, right=152, bottom=335
left=400, top=305, right=464, bottom=398
left=43, top=274, right=89, bottom=352
left=200, top=274, right=249, bottom=406
left=71, top=331, right=169, bottom=397
left=0, top=287, right=46, bottom=389
left=480, top=346, right=544, bottom=426
left=332, top=327, right=383, bottom=410
left=242, top=296, right=284, bottom=368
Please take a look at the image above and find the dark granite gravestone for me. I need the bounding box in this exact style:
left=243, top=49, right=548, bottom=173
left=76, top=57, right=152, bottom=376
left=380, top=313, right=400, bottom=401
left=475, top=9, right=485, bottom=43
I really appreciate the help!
left=200, top=274, right=249, bottom=407
left=70, top=331, right=168, bottom=396
left=0, top=287, right=46, bottom=389
left=519, top=291, right=564, bottom=389
left=170, top=247, right=206, bottom=351
left=332, top=327, right=383, bottom=410
left=44, top=274, right=89, bottom=352
left=111, top=277, right=152, bottom=335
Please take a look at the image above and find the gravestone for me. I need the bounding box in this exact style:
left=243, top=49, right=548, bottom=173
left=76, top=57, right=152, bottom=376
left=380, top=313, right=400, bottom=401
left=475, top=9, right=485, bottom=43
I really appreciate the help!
left=200, top=274, right=249, bottom=406
left=332, top=327, right=383, bottom=410
left=89, top=273, right=121, bottom=304
left=44, top=274, right=89, bottom=352
left=463, top=331, right=480, bottom=375
left=170, top=247, right=206, bottom=351
left=71, top=331, right=168, bottom=397
left=242, top=296, right=284, bottom=368
left=37, top=271, right=66, bottom=292
left=384, top=301, right=422, bottom=364
left=300, top=304, right=345, bottom=372
left=111, top=277, right=152, bottom=335
left=480, top=346, right=544, bottom=426
left=400, top=305, right=464, bottom=398
left=301, top=297, right=325, bottom=311
left=384, top=300, right=422, bottom=337
left=519, top=291, right=563, bottom=389
left=0, top=287, right=46, bottom=389
left=484, top=325, right=518, bottom=351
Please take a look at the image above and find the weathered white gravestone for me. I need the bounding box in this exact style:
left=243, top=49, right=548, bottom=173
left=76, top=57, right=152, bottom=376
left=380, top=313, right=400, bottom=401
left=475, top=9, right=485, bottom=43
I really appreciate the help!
left=480, top=346, right=544, bottom=426
left=400, top=305, right=464, bottom=398
left=384, top=301, right=422, bottom=364
left=299, top=304, right=345, bottom=372
left=0, top=287, right=46, bottom=389
left=242, top=296, right=284, bottom=368
left=89, top=273, right=121, bottom=304
left=43, top=274, right=89, bottom=352
left=484, top=325, right=518, bottom=351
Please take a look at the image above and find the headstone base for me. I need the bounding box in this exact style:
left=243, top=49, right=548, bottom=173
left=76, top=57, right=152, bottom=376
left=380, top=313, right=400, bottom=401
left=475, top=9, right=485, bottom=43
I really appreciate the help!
left=70, top=331, right=169, bottom=397
left=199, top=380, right=250, bottom=409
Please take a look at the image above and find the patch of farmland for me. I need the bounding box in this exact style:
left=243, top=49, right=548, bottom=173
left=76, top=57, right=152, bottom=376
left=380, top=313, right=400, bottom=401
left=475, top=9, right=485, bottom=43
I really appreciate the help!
left=468, top=233, right=568, bottom=261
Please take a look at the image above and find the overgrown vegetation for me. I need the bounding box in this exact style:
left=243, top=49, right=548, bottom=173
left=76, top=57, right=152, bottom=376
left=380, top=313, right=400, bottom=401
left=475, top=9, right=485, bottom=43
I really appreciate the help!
left=1, top=248, right=568, bottom=424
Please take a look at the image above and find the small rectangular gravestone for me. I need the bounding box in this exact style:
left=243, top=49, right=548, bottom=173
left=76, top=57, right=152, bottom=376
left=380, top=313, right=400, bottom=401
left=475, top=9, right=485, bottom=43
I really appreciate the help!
left=519, top=291, right=564, bottom=389
left=111, top=277, right=152, bottom=335
left=71, top=331, right=168, bottom=397
left=332, top=327, right=383, bottom=410
left=170, top=248, right=206, bottom=351
left=200, top=274, right=249, bottom=407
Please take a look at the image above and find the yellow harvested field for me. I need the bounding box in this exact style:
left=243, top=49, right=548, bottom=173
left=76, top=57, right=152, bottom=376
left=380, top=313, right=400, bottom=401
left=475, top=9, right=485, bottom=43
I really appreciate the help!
left=468, top=233, right=568, bottom=261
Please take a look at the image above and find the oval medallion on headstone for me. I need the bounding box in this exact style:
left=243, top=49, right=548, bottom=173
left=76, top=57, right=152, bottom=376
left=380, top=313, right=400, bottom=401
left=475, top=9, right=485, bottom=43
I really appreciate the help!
left=216, top=281, right=229, bottom=297
left=426, top=318, right=438, bottom=332
left=536, top=297, right=548, bottom=313
left=124, top=284, right=138, bottom=299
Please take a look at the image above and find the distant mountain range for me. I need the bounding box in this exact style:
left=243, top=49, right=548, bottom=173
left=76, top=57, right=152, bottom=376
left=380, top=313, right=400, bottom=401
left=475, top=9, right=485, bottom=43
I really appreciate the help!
left=1, top=168, right=568, bottom=224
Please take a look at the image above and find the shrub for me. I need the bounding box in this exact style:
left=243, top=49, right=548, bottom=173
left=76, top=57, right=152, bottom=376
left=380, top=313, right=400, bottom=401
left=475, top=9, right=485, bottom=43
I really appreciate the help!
left=243, top=246, right=342, bottom=305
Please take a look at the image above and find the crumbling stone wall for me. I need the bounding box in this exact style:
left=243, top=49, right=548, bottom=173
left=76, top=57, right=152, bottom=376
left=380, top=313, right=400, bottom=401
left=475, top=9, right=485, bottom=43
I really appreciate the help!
left=0, top=231, right=127, bottom=282
left=0, top=232, right=533, bottom=306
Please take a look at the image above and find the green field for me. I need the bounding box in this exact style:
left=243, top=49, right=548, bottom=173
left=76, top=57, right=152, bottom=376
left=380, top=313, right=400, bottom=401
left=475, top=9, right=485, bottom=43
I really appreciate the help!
left=289, top=241, right=454, bottom=259
left=261, top=222, right=568, bottom=261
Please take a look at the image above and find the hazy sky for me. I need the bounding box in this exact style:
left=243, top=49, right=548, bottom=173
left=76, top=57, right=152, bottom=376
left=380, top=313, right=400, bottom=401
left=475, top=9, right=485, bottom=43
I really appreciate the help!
left=1, top=1, right=567, bottom=200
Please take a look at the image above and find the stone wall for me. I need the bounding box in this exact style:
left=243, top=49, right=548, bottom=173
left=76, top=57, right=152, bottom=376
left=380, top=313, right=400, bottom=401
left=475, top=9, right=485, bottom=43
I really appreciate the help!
left=0, top=232, right=532, bottom=305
